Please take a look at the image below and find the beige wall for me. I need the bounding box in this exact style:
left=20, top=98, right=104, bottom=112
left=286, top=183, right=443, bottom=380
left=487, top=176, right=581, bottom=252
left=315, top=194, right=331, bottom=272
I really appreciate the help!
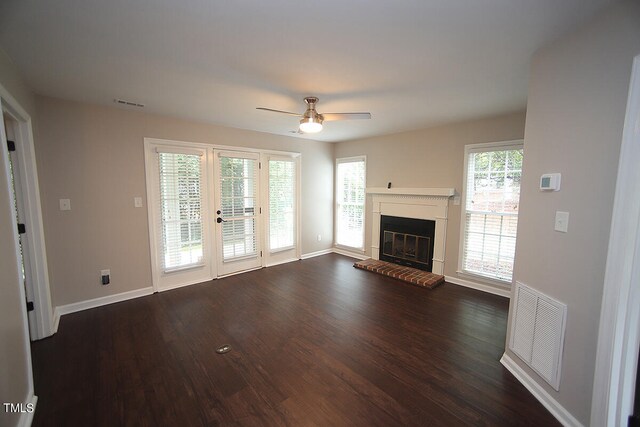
left=0, top=48, right=35, bottom=427
left=334, top=111, right=526, bottom=282
left=505, top=1, right=640, bottom=424
left=33, top=96, right=334, bottom=307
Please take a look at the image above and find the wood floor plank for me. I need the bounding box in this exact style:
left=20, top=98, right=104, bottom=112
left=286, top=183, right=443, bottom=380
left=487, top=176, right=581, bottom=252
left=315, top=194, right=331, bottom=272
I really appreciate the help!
left=31, top=254, right=560, bottom=426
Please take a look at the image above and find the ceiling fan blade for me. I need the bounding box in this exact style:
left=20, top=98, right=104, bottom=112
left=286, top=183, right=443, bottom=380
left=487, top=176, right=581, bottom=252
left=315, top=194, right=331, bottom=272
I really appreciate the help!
left=256, top=107, right=302, bottom=117
left=321, top=112, right=372, bottom=121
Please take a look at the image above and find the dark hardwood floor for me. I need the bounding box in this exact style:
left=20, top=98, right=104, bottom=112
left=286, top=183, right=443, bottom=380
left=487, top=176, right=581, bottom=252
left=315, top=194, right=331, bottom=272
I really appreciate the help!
left=31, top=254, right=559, bottom=426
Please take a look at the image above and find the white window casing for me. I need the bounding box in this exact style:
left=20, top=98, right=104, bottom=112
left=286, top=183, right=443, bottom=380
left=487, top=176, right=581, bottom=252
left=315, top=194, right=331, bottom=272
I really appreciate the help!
left=335, top=156, right=366, bottom=251
left=459, top=140, right=524, bottom=284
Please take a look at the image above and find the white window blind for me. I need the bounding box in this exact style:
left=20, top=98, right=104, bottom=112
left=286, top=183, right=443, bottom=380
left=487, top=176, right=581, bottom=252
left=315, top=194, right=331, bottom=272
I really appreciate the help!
left=269, top=159, right=296, bottom=251
left=158, top=152, right=204, bottom=271
left=461, top=143, right=523, bottom=282
left=336, top=157, right=366, bottom=249
left=219, top=155, right=258, bottom=260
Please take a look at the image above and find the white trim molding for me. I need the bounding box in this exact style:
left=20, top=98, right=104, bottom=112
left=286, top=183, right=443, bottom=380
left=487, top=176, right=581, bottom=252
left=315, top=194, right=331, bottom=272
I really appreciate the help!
left=591, top=54, right=640, bottom=427
left=17, top=394, right=37, bottom=427
left=445, top=275, right=511, bottom=298
left=333, top=247, right=369, bottom=260
left=53, top=287, right=154, bottom=332
left=301, top=248, right=333, bottom=259
left=501, top=353, right=583, bottom=427
left=0, top=83, right=54, bottom=340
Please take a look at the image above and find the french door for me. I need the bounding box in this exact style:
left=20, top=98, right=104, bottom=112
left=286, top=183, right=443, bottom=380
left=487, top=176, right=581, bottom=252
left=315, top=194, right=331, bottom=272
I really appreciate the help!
left=214, top=150, right=263, bottom=276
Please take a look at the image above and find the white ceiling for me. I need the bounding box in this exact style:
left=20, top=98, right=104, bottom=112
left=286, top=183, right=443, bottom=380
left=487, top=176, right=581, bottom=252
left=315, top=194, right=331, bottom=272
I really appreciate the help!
left=0, top=0, right=613, bottom=142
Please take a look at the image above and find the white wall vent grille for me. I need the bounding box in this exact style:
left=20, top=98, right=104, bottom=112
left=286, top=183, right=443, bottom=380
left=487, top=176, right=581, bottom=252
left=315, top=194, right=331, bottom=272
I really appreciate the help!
left=509, top=281, right=567, bottom=391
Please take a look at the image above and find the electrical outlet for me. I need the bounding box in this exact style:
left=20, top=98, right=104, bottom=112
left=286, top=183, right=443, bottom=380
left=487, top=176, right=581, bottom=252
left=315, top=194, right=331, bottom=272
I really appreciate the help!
left=59, top=198, right=71, bottom=211
left=101, top=269, right=110, bottom=285
left=134, top=197, right=143, bottom=208
left=317, top=234, right=322, bottom=241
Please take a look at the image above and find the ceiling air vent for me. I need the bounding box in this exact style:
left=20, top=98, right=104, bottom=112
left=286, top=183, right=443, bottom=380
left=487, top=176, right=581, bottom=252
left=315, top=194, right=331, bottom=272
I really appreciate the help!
left=114, top=98, right=145, bottom=108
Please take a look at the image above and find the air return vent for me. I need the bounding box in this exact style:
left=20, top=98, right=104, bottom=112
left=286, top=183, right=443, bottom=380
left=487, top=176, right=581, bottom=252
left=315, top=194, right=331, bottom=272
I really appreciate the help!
left=114, top=98, right=145, bottom=108
left=509, top=281, right=567, bottom=391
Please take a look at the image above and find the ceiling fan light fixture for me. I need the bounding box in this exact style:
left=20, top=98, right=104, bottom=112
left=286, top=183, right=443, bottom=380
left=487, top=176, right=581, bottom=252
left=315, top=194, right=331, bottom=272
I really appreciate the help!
left=299, top=117, right=323, bottom=133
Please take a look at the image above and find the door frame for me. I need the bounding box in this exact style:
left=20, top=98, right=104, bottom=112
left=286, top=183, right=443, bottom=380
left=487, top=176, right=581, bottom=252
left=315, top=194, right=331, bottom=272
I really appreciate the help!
left=0, top=83, right=54, bottom=340
left=591, top=54, right=640, bottom=426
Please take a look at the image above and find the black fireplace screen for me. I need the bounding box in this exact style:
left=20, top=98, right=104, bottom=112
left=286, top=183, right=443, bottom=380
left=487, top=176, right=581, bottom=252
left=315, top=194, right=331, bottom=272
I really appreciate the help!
left=380, top=215, right=435, bottom=272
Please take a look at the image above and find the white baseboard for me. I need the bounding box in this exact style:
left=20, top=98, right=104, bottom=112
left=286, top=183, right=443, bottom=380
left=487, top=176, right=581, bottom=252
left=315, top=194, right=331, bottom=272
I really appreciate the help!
left=54, top=287, right=154, bottom=331
left=17, top=394, right=37, bottom=427
left=52, top=308, right=60, bottom=333
left=301, top=248, right=333, bottom=259
left=332, top=247, right=369, bottom=260
left=445, top=275, right=511, bottom=298
left=500, top=353, right=583, bottom=427
left=265, top=257, right=300, bottom=267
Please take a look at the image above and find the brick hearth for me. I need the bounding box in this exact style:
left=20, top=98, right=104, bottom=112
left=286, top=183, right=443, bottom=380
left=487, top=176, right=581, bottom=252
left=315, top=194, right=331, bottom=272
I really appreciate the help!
left=353, top=259, right=444, bottom=289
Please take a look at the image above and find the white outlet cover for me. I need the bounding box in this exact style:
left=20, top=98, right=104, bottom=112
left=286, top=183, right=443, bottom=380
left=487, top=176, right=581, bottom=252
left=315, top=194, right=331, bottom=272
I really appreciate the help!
left=59, top=198, right=71, bottom=211
left=134, top=197, right=143, bottom=208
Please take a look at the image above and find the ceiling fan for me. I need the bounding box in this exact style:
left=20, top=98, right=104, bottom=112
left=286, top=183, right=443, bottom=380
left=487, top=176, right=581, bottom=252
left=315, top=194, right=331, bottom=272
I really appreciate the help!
left=257, top=97, right=371, bottom=133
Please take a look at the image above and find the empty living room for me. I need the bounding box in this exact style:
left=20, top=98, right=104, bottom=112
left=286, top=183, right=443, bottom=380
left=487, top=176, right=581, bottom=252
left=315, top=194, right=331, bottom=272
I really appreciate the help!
left=1, top=1, right=639, bottom=426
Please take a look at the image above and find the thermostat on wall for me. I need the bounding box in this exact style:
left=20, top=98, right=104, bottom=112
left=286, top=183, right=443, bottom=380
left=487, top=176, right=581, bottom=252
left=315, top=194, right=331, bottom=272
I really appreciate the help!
left=540, top=173, right=561, bottom=191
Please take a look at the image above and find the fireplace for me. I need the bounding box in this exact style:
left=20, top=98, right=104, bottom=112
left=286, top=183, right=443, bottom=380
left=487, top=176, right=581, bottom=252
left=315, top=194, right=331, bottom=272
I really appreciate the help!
left=380, top=215, right=435, bottom=271
left=367, top=187, right=454, bottom=276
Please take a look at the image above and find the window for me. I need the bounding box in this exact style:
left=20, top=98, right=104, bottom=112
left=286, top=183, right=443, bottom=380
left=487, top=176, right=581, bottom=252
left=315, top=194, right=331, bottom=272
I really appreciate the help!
left=268, top=158, right=296, bottom=251
left=335, top=156, right=366, bottom=250
left=158, top=151, right=204, bottom=271
left=460, top=141, right=523, bottom=283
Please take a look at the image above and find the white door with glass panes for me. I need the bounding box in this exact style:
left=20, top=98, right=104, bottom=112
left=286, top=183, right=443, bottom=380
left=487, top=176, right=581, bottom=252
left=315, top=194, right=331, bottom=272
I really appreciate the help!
left=214, top=150, right=262, bottom=276
left=146, top=145, right=213, bottom=291
left=264, top=155, right=299, bottom=265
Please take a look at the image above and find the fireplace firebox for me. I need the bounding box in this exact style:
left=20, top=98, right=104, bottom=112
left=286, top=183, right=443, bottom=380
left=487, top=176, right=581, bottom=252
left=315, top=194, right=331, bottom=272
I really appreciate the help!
left=379, top=215, right=436, bottom=272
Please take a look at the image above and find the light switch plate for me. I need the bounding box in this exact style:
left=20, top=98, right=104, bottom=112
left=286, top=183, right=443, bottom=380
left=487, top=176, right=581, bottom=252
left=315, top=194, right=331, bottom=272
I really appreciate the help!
left=59, top=198, right=71, bottom=211
left=134, top=197, right=143, bottom=208
left=555, top=211, right=569, bottom=233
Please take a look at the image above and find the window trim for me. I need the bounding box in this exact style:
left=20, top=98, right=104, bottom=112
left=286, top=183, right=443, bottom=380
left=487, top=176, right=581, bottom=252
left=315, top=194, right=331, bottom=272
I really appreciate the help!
left=264, top=154, right=301, bottom=257
left=457, top=140, right=524, bottom=286
left=334, top=155, right=367, bottom=252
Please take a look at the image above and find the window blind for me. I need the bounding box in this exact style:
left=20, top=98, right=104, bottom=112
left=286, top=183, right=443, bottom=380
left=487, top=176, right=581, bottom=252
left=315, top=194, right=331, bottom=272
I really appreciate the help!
left=336, top=157, right=366, bottom=249
left=462, top=145, right=523, bottom=282
left=158, top=152, right=204, bottom=271
left=219, top=155, right=258, bottom=260
left=269, top=159, right=296, bottom=251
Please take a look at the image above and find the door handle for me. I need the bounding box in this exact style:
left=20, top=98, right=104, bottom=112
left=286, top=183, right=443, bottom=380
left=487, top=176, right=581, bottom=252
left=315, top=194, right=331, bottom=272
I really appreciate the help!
left=216, top=217, right=226, bottom=223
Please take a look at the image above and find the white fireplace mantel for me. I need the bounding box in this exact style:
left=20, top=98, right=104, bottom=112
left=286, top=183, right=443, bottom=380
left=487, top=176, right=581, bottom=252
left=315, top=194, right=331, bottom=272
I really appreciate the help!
left=368, top=187, right=455, bottom=275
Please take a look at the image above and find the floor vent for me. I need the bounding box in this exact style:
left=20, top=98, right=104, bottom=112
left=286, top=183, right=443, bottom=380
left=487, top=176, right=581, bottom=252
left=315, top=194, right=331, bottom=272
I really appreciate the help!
left=509, top=281, right=567, bottom=391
